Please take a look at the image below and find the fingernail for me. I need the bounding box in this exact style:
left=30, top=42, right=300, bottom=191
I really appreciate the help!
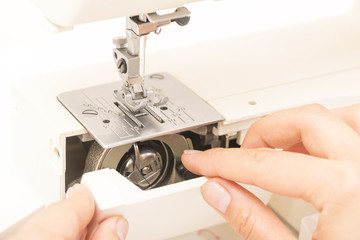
left=202, top=181, right=231, bottom=214
left=66, top=184, right=80, bottom=199
left=183, top=150, right=202, bottom=155
left=116, top=218, right=129, bottom=240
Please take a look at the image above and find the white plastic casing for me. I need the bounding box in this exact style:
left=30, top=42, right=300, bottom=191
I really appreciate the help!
left=82, top=169, right=269, bottom=240
left=8, top=11, right=360, bottom=240
left=30, top=0, right=203, bottom=27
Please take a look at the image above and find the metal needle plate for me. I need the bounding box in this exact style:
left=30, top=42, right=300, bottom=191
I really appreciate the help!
left=58, top=73, right=224, bottom=149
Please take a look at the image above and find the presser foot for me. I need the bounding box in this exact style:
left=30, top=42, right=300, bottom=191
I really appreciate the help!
left=113, top=86, right=168, bottom=113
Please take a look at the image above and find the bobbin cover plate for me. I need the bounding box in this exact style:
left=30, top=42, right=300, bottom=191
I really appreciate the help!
left=81, top=169, right=272, bottom=240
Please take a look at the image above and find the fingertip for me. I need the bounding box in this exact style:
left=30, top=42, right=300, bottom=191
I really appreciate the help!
left=15, top=184, right=97, bottom=240
left=181, top=150, right=201, bottom=173
left=66, top=184, right=92, bottom=199
left=116, top=217, right=129, bottom=240
left=201, top=179, right=231, bottom=214
left=66, top=184, right=95, bottom=212
left=61, top=184, right=96, bottom=233
left=183, top=149, right=202, bottom=155
left=203, top=178, right=296, bottom=240
left=182, top=149, right=203, bottom=164
left=66, top=183, right=81, bottom=199
left=182, top=148, right=228, bottom=176
left=91, top=216, right=128, bottom=240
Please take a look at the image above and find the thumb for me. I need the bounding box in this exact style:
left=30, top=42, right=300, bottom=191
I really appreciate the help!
left=13, top=184, right=95, bottom=240
left=90, top=216, right=128, bottom=240
left=201, top=178, right=296, bottom=240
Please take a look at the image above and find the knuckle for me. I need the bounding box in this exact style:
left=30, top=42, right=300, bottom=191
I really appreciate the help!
left=340, top=163, right=360, bottom=195
left=207, top=148, right=227, bottom=162
left=323, top=162, right=360, bottom=202
left=39, top=203, right=82, bottom=239
left=208, top=147, right=226, bottom=155
left=348, top=104, right=360, bottom=132
left=300, top=103, right=328, bottom=115
left=349, top=103, right=360, bottom=112
left=205, top=148, right=227, bottom=170
left=249, top=148, right=272, bottom=165
left=249, top=118, right=262, bottom=130
left=231, top=208, right=256, bottom=239
left=59, top=204, right=83, bottom=234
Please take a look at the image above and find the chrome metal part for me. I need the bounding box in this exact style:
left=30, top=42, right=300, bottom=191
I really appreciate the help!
left=144, top=106, right=164, bottom=123
left=112, top=37, right=127, bottom=49
left=113, top=7, right=191, bottom=113
left=118, top=141, right=168, bottom=189
left=83, top=134, right=194, bottom=190
left=147, top=7, right=191, bottom=26
left=58, top=73, right=224, bottom=149
left=114, top=101, right=144, bottom=128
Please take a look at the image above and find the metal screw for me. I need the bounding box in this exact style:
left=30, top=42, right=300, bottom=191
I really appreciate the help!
left=141, top=166, right=151, bottom=175
left=117, top=58, right=127, bottom=73
left=175, top=16, right=190, bottom=26
left=113, top=37, right=127, bottom=49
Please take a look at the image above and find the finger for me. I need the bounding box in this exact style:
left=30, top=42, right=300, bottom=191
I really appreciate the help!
left=283, top=104, right=360, bottom=155
left=90, top=217, right=128, bottom=240
left=242, top=104, right=360, bottom=160
left=15, top=184, right=95, bottom=240
left=285, top=142, right=309, bottom=154
left=332, top=104, right=360, bottom=134
left=182, top=148, right=337, bottom=207
left=201, top=178, right=296, bottom=240
left=253, top=104, right=360, bottom=155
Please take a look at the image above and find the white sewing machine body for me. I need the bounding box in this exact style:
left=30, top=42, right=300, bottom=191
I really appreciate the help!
left=5, top=0, right=360, bottom=239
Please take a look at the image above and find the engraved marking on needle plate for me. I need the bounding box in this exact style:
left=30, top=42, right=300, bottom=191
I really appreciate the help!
left=100, top=96, right=132, bottom=136
left=183, top=111, right=195, bottom=122
left=81, top=91, right=128, bottom=139
left=169, top=108, right=186, bottom=123
left=94, top=98, right=129, bottom=139
left=161, top=111, right=170, bottom=119
left=81, top=95, right=113, bottom=115
left=178, top=116, right=186, bottom=123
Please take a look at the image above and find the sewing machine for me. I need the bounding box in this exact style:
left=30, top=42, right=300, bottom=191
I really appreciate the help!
left=3, top=0, right=360, bottom=239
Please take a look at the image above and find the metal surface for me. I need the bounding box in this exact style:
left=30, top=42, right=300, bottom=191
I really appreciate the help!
left=147, top=7, right=191, bottom=26
left=83, top=134, right=195, bottom=190
left=112, top=37, right=127, bottom=49
left=58, top=73, right=224, bottom=149
left=113, top=7, right=191, bottom=113
left=114, top=101, right=144, bottom=128
left=144, top=106, right=164, bottom=123
left=117, top=141, right=169, bottom=189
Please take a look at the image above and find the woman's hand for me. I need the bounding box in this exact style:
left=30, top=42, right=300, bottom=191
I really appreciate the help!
left=182, top=104, right=360, bottom=240
left=8, top=184, right=128, bottom=240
